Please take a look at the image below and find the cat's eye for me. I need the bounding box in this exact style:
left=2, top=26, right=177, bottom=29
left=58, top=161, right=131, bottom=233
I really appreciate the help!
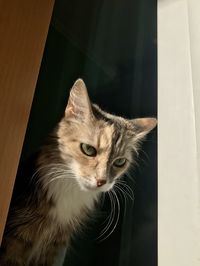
left=80, top=143, right=97, bottom=157
left=113, top=158, right=127, bottom=167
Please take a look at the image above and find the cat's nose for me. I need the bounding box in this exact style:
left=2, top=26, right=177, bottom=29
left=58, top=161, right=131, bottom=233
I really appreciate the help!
left=96, top=179, right=106, bottom=187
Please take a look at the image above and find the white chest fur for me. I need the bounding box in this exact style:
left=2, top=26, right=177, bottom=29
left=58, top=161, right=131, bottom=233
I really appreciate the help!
left=47, top=178, right=98, bottom=225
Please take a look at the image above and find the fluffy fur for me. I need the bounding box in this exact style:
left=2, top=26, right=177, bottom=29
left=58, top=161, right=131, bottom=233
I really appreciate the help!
left=0, top=79, right=156, bottom=265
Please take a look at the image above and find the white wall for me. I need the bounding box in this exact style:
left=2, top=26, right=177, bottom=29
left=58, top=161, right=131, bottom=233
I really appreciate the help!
left=158, top=0, right=200, bottom=265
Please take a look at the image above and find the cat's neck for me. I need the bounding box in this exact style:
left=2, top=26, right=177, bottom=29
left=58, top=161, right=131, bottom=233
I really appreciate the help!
left=35, top=134, right=100, bottom=226
left=46, top=177, right=99, bottom=226
left=36, top=144, right=99, bottom=226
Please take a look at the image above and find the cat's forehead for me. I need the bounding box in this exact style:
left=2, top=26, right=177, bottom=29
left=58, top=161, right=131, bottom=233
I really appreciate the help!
left=95, top=120, right=134, bottom=160
left=77, top=120, right=114, bottom=147
left=83, top=118, right=132, bottom=150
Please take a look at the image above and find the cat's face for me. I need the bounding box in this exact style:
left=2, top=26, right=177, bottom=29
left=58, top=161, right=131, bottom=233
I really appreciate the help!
left=57, top=79, right=156, bottom=193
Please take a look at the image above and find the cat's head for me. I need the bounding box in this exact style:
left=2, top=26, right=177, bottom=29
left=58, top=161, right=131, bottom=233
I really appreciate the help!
left=57, top=79, right=157, bottom=193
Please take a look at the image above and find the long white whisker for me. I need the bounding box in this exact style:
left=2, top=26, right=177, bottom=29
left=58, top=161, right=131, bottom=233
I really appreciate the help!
left=31, top=163, right=70, bottom=182
left=47, top=175, right=75, bottom=184
left=97, top=191, right=115, bottom=241
left=114, top=185, right=128, bottom=217
left=41, top=169, right=74, bottom=179
left=116, top=181, right=135, bottom=201
left=98, top=190, right=120, bottom=242
left=43, top=174, right=75, bottom=188
left=102, top=190, right=120, bottom=241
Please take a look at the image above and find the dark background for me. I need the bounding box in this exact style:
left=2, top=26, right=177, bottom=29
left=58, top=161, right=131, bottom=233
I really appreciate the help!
left=21, top=0, right=157, bottom=265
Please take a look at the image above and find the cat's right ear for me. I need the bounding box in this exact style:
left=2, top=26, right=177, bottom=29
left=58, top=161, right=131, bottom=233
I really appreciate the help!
left=65, top=79, right=93, bottom=121
left=130, top=117, right=157, bottom=140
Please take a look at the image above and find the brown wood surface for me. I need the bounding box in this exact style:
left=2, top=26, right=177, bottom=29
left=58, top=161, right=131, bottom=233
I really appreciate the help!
left=0, top=0, right=54, bottom=243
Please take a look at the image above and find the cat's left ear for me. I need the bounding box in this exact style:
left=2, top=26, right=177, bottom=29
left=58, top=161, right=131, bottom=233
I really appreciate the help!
left=65, top=79, right=93, bottom=121
left=130, top=117, right=157, bottom=139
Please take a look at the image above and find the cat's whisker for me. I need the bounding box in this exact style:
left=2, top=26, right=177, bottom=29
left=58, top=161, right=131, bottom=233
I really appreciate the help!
left=43, top=174, right=75, bottom=188
left=42, top=169, right=74, bottom=179
left=100, top=190, right=120, bottom=241
left=39, top=171, right=70, bottom=182
left=97, top=190, right=120, bottom=242
left=117, top=178, right=133, bottom=187
left=113, top=185, right=128, bottom=216
left=31, top=163, right=70, bottom=182
left=116, top=181, right=135, bottom=201
left=115, top=185, right=131, bottom=203
left=96, top=191, right=115, bottom=241
left=97, top=180, right=132, bottom=242
left=35, top=170, right=74, bottom=188
left=117, top=179, right=134, bottom=191
left=47, top=175, right=75, bottom=185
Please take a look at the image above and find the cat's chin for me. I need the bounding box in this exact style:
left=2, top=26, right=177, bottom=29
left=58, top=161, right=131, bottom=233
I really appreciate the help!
left=78, top=182, right=100, bottom=192
left=78, top=181, right=114, bottom=193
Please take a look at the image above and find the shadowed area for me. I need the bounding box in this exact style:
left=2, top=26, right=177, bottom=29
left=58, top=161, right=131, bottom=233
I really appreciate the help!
left=19, top=0, right=157, bottom=265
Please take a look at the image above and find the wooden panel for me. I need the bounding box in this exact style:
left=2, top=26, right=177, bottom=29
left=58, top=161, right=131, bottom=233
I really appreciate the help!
left=0, top=0, right=54, bottom=242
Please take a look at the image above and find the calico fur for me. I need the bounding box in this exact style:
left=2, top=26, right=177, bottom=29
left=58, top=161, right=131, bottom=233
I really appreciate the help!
left=0, top=79, right=156, bottom=265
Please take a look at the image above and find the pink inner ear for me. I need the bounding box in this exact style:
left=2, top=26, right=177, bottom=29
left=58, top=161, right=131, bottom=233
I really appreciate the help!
left=133, top=117, right=157, bottom=133
left=65, top=79, right=93, bottom=120
left=140, top=118, right=157, bottom=131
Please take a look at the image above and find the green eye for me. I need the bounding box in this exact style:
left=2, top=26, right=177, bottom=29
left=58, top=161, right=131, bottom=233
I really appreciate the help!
left=113, top=158, right=126, bottom=167
left=80, top=143, right=97, bottom=157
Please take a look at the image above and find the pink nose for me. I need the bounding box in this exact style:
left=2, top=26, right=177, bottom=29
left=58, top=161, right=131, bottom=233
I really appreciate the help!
left=96, top=179, right=106, bottom=187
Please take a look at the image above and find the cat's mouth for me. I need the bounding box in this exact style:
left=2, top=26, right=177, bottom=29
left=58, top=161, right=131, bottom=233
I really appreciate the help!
left=78, top=180, right=100, bottom=192
left=77, top=178, right=114, bottom=192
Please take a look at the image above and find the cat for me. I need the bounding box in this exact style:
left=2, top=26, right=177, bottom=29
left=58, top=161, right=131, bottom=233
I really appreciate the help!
left=0, top=79, right=157, bottom=265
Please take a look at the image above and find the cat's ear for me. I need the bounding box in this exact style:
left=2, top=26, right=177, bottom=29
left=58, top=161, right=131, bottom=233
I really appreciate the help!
left=130, top=117, right=157, bottom=139
left=65, top=79, right=93, bottom=121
